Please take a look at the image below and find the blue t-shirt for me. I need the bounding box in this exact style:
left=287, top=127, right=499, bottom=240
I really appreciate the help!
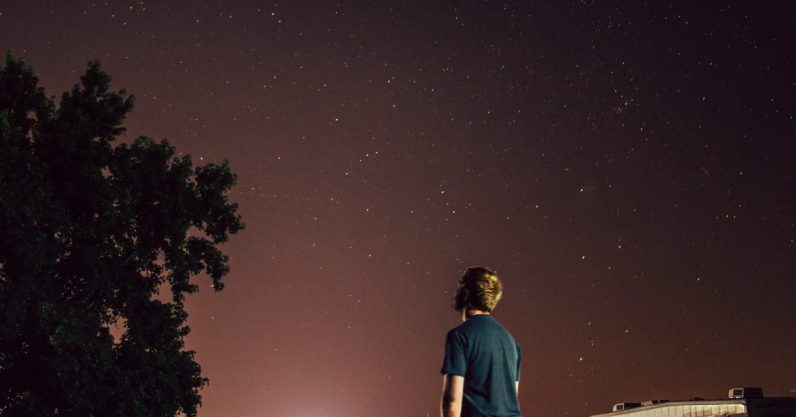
left=441, top=315, right=522, bottom=417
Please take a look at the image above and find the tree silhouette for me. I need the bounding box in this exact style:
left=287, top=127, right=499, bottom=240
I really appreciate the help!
left=0, top=54, right=243, bottom=417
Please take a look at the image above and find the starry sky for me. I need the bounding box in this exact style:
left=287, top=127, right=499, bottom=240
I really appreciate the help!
left=2, top=1, right=796, bottom=416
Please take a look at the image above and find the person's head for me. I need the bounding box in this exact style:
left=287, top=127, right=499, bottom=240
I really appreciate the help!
left=453, top=266, right=503, bottom=314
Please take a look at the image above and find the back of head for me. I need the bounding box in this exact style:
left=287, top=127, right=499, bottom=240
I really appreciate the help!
left=454, top=266, right=503, bottom=312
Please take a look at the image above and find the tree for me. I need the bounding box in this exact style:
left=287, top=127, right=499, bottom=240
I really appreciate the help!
left=0, top=54, right=243, bottom=417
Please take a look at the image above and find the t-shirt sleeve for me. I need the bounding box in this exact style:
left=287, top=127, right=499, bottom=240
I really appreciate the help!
left=440, top=329, right=467, bottom=376
left=515, top=343, right=522, bottom=382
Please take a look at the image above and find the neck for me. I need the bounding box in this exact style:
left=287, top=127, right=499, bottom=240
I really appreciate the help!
left=462, top=308, right=490, bottom=321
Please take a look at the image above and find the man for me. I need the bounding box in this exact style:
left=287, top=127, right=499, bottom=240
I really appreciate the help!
left=440, top=267, right=522, bottom=417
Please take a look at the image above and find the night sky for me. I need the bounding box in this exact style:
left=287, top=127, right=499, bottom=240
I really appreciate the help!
left=2, top=2, right=796, bottom=416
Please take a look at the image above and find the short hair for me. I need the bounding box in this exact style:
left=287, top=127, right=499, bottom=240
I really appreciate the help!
left=453, top=266, right=503, bottom=312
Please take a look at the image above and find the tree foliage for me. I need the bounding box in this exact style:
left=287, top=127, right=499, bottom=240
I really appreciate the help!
left=0, top=54, right=243, bottom=417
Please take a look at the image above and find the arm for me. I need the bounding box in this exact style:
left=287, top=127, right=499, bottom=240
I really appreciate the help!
left=516, top=381, right=519, bottom=396
left=440, top=374, right=464, bottom=417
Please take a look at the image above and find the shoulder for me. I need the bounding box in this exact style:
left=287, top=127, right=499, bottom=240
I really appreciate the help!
left=490, top=317, right=521, bottom=345
left=446, top=322, right=468, bottom=339
left=445, top=321, right=476, bottom=346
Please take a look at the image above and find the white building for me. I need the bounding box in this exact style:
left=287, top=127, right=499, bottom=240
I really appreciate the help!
left=590, top=388, right=796, bottom=417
